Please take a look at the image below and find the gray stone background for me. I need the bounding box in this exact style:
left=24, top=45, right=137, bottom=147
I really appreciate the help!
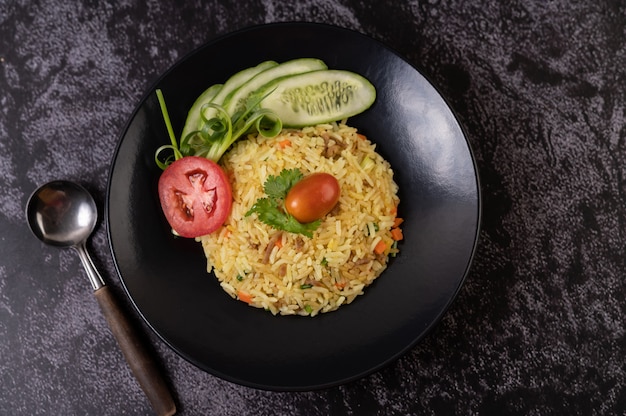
left=2, top=0, right=626, bottom=415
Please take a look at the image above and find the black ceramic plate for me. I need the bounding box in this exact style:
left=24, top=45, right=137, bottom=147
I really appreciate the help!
left=106, top=22, right=480, bottom=391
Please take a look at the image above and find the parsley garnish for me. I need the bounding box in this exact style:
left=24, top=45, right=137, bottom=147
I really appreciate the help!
left=264, top=168, right=303, bottom=198
left=245, top=168, right=322, bottom=237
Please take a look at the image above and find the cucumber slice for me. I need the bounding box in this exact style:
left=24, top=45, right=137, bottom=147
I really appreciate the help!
left=180, top=83, right=222, bottom=140
left=181, top=60, right=278, bottom=138
left=223, top=58, right=328, bottom=117
left=257, top=69, right=376, bottom=127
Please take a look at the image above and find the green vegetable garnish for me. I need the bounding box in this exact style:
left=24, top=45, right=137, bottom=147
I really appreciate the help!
left=245, top=168, right=321, bottom=237
left=264, top=168, right=303, bottom=199
left=154, top=58, right=377, bottom=170
left=365, top=222, right=379, bottom=236
left=300, top=284, right=313, bottom=289
left=391, top=241, right=399, bottom=257
left=154, top=89, right=282, bottom=170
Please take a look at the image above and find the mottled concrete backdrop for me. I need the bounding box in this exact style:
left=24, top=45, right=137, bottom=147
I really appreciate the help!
left=2, top=0, right=626, bottom=415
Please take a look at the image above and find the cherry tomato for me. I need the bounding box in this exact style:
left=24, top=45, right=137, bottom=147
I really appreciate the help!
left=285, top=172, right=340, bottom=223
left=158, top=156, right=232, bottom=238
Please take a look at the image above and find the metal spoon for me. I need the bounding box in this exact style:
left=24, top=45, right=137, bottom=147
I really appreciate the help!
left=26, top=180, right=176, bottom=416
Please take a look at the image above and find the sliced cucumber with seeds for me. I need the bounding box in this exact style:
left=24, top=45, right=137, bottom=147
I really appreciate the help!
left=223, top=58, right=328, bottom=117
left=180, top=83, right=222, bottom=140
left=180, top=60, right=376, bottom=140
left=256, top=69, right=376, bottom=127
left=181, top=60, right=278, bottom=138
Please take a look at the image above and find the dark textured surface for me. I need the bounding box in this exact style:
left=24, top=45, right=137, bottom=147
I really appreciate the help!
left=1, top=1, right=625, bottom=415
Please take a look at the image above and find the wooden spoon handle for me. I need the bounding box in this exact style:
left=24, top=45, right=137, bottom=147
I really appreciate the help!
left=94, top=285, right=176, bottom=416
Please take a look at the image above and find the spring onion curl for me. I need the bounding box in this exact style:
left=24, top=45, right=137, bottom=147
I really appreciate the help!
left=154, top=88, right=282, bottom=170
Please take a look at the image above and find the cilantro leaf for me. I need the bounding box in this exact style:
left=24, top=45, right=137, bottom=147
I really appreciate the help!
left=282, top=216, right=321, bottom=238
left=245, top=168, right=321, bottom=237
left=245, top=197, right=321, bottom=238
left=245, top=198, right=283, bottom=225
left=264, top=168, right=303, bottom=200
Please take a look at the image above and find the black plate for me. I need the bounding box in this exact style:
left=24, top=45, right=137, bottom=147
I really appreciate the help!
left=106, top=22, right=480, bottom=391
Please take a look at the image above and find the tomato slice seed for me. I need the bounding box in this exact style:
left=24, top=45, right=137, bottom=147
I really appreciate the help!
left=175, top=190, right=194, bottom=219
left=200, top=189, right=217, bottom=214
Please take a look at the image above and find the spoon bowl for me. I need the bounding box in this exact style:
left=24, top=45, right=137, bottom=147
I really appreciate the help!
left=26, top=180, right=97, bottom=248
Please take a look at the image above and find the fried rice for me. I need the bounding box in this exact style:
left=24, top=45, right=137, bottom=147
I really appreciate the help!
left=199, top=122, right=400, bottom=316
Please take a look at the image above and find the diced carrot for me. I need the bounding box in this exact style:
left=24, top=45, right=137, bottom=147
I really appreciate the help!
left=390, top=206, right=397, bottom=215
left=374, top=240, right=388, bottom=255
left=278, top=139, right=292, bottom=148
left=335, top=282, right=347, bottom=290
left=275, top=238, right=283, bottom=249
left=391, top=227, right=404, bottom=241
left=393, top=217, right=404, bottom=228
left=237, top=290, right=253, bottom=304
left=357, top=133, right=367, bottom=140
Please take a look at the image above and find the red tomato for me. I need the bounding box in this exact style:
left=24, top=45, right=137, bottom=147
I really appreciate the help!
left=285, top=172, right=340, bottom=223
left=158, top=156, right=232, bottom=238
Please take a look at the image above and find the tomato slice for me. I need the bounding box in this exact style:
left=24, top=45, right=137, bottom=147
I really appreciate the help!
left=158, top=156, right=232, bottom=238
